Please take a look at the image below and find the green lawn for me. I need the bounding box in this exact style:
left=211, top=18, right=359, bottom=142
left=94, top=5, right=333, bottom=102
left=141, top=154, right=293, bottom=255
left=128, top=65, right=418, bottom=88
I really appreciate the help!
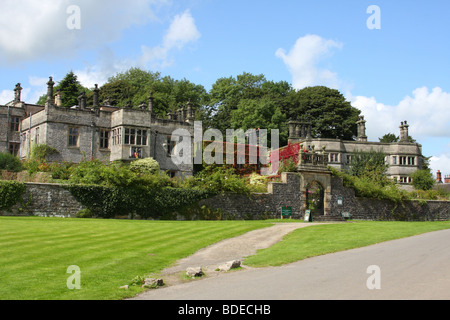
left=0, top=217, right=270, bottom=300
left=1, top=217, right=450, bottom=300
left=244, top=221, right=450, bottom=267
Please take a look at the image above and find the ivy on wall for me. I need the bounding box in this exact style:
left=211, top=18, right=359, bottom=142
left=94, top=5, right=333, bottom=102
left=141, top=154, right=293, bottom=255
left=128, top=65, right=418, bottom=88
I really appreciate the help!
left=0, top=181, right=26, bottom=211
left=66, top=184, right=211, bottom=219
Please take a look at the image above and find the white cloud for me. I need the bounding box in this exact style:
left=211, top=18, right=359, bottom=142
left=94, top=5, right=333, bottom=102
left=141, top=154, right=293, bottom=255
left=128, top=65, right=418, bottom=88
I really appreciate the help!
left=276, top=34, right=343, bottom=90
left=73, top=10, right=201, bottom=88
left=349, top=87, right=450, bottom=142
left=0, top=90, right=14, bottom=104
left=0, top=0, right=165, bottom=63
left=140, top=10, right=201, bottom=68
left=430, top=153, right=450, bottom=178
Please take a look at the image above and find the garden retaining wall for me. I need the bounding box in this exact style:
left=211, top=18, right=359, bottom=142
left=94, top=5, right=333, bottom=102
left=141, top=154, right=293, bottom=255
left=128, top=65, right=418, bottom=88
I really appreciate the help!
left=1, top=175, right=449, bottom=221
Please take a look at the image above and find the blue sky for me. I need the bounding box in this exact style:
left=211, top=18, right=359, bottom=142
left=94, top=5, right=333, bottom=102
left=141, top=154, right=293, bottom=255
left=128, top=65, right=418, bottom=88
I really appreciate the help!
left=0, top=0, right=449, bottom=176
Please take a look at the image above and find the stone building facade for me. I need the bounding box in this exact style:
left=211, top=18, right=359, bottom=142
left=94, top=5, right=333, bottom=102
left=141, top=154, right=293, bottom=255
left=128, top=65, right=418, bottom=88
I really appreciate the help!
left=287, top=116, right=424, bottom=184
left=1, top=78, right=425, bottom=182
left=0, top=78, right=195, bottom=178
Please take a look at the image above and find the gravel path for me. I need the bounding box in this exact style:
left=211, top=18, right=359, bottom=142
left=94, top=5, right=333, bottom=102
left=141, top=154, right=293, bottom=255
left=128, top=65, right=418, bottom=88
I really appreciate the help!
left=136, top=222, right=330, bottom=291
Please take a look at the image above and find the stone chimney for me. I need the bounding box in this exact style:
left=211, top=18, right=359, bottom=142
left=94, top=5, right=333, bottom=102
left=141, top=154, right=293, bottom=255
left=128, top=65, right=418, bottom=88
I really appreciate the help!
left=46, top=77, right=55, bottom=103
left=148, top=91, right=154, bottom=114
left=78, top=91, right=87, bottom=110
left=93, top=84, right=100, bottom=109
left=436, top=170, right=443, bottom=183
left=356, top=116, right=367, bottom=142
left=400, top=121, right=410, bottom=142
left=54, top=90, right=63, bottom=107
left=445, top=175, right=450, bottom=184
left=178, top=105, right=185, bottom=122
left=288, top=120, right=296, bottom=139
left=186, top=100, right=194, bottom=123
left=14, top=83, right=23, bottom=103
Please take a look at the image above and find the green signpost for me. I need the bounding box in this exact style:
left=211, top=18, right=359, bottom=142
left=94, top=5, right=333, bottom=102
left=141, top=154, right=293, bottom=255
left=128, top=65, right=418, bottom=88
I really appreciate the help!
left=281, top=206, right=292, bottom=219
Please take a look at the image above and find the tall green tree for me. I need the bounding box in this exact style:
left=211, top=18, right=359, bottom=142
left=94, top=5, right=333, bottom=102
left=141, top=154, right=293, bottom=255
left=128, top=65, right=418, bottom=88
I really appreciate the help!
left=286, top=86, right=360, bottom=140
left=99, top=68, right=208, bottom=118
left=207, top=72, right=293, bottom=132
left=37, top=71, right=91, bottom=107
left=230, top=98, right=288, bottom=147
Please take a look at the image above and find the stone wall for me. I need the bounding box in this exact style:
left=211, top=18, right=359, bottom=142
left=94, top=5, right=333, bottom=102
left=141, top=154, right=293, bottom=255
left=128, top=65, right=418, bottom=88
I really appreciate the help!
left=1, top=175, right=449, bottom=221
left=0, top=183, right=84, bottom=218
left=200, top=172, right=304, bottom=220
left=329, top=176, right=450, bottom=221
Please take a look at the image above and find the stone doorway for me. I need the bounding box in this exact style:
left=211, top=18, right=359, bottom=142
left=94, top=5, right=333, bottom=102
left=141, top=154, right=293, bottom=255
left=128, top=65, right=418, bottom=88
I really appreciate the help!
left=306, top=181, right=325, bottom=216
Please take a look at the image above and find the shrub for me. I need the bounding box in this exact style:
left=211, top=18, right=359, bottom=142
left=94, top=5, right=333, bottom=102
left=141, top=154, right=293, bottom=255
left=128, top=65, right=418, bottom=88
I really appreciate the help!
left=278, top=158, right=297, bottom=174
left=76, top=208, right=94, bottom=218
left=0, top=152, right=23, bottom=172
left=130, top=157, right=160, bottom=175
left=329, top=167, right=408, bottom=204
left=0, top=180, right=26, bottom=211
left=31, top=144, right=57, bottom=163
left=185, top=165, right=250, bottom=195
left=410, top=169, right=435, bottom=191
left=50, top=162, right=73, bottom=180
left=67, top=184, right=210, bottom=219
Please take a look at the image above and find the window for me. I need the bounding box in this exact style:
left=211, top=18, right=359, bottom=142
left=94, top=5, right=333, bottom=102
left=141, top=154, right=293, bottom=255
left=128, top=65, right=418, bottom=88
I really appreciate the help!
left=10, top=117, right=20, bottom=132
left=9, top=143, right=20, bottom=157
left=112, top=128, right=122, bottom=146
left=168, top=171, right=177, bottom=178
left=124, top=128, right=147, bottom=146
left=136, top=129, right=147, bottom=146
left=167, top=136, right=176, bottom=156
left=100, top=130, right=110, bottom=149
left=35, top=127, right=40, bottom=145
left=392, top=156, right=397, bottom=165
left=68, top=127, right=79, bottom=147
left=329, top=153, right=339, bottom=163
left=346, top=155, right=352, bottom=164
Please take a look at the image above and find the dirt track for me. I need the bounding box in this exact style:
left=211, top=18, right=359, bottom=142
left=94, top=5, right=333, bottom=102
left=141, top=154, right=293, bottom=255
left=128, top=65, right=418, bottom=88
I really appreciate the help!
left=143, top=222, right=330, bottom=288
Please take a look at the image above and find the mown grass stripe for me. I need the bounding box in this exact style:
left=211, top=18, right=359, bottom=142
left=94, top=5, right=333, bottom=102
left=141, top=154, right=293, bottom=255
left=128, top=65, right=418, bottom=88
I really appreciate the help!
left=0, top=217, right=270, bottom=300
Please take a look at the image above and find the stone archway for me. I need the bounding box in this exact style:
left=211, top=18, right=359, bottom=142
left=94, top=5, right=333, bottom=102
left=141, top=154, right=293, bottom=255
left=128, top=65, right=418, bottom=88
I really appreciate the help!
left=299, top=168, right=332, bottom=217
left=306, top=181, right=325, bottom=216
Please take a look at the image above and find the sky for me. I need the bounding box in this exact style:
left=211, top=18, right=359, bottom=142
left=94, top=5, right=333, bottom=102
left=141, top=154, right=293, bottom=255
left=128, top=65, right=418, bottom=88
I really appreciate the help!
left=0, top=0, right=449, bottom=177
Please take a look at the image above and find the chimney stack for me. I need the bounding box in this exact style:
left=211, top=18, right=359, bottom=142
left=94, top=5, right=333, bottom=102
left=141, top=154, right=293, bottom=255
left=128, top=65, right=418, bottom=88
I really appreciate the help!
left=78, top=91, right=87, bottom=110
left=46, top=77, right=55, bottom=103
left=14, top=83, right=23, bottom=103
left=55, top=90, right=63, bottom=107
left=93, top=84, right=100, bottom=109
left=436, top=170, right=443, bottom=183
left=357, top=116, right=367, bottom=142
left=400, top=120, right=410, bottom=142
left=148, top=91, right=154, bottom=114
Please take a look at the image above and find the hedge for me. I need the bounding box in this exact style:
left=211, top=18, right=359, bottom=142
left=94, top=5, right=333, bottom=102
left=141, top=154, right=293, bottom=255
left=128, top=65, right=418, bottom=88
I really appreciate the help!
left=66, top=184, right=211, bottom=219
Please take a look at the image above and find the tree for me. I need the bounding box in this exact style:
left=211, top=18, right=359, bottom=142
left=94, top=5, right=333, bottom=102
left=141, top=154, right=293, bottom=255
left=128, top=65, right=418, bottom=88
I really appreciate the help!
left=347, top=149, right=389, bottom=186
left=286, top=86, right=361, bottom=140
left=206, top=72, right=293, bottom=133
left=36, top=71, right=91, bottom=107
left=230, top=98, right=287, bottom=147
left=410, top=169, right=435, bottom=190
left=379, top=133, right=399, bottom=143
left=99, top=68, right=209, bottom=118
